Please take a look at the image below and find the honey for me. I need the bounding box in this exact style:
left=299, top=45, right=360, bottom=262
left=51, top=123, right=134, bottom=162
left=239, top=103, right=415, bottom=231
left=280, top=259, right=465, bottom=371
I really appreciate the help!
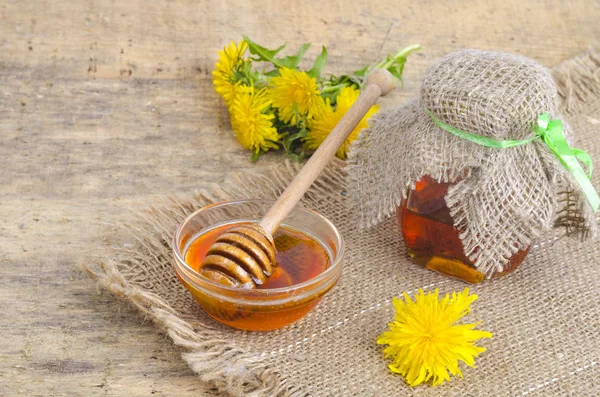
left=181, top=222, right=331, bottom=330
left=398, top=175, right=529, bottom=283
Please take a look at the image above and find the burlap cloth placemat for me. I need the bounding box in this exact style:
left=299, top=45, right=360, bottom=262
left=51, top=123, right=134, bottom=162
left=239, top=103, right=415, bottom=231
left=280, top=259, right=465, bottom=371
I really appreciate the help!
left=84, top=48, right=600, bottom=396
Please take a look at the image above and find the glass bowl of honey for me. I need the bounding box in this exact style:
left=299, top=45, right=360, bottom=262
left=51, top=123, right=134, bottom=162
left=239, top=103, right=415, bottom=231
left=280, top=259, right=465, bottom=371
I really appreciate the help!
left=172, top=199, right=344, bottom=331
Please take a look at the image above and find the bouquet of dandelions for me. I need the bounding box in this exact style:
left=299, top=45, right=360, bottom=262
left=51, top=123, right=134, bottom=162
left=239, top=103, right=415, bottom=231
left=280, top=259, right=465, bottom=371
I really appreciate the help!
left=212, top=36, right=420, bottom=161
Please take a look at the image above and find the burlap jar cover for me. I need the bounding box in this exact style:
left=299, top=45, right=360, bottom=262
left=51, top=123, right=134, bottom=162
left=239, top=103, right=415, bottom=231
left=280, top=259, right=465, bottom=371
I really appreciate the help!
left=84, top=48, right=600, bottom=396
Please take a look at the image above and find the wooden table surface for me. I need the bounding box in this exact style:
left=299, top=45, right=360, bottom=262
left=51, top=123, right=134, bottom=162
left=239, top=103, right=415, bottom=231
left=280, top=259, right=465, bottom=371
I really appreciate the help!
left=2, top=0, right=599, bottom=395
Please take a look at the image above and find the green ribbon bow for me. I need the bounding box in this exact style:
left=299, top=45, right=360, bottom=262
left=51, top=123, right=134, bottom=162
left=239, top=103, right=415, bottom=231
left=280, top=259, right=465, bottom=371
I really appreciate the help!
left=425, top=109, right=599, bottom=212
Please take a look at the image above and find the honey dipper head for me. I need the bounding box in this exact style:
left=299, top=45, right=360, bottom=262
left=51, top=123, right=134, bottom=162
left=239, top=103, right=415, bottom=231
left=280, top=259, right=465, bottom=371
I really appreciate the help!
left=199, top=224, right=276, bottom=289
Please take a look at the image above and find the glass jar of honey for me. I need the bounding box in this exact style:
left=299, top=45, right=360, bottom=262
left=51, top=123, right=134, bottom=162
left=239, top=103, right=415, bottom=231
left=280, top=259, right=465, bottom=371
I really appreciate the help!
left=397, top=175, right=530, bottom=283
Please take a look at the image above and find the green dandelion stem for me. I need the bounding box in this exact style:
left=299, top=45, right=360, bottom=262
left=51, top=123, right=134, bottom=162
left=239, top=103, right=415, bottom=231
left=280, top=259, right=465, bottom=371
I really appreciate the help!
left=321, top=83, right=347, bottom=93
left=375, top=44, right=422, bottom=70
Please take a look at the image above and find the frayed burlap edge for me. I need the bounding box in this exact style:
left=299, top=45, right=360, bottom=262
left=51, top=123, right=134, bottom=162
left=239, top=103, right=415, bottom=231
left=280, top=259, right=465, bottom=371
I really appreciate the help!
left=82, top=160, right=346, bottom=397
left=554, top=45, right=600, bottom=114
left=82, top=46, right=599, bottom=396
left=547, top=45, right=600, bottom=237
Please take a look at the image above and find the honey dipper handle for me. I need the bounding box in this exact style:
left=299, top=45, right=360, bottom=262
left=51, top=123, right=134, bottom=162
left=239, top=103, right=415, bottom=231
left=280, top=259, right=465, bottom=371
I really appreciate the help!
left=258, top=69, right=395, bottom=236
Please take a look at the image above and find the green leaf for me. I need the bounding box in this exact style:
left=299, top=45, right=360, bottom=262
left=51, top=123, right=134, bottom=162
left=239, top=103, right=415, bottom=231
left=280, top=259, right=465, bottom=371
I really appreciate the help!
left=347, top=75, right=363, bottom=88
left=243, top=35, right=286, bottom=64
left=251, top=149, right=267, bottom=162
left=264, top=69, right=281, bottom=77
left=287, top=128, right=307, bottom=143
left=282, top=135, right=295, bottom=154
left=372, top=44, right=421, bottom=85
left=233, top=61, right=262, bottom=86
left=387, top=68, right=403, bottom=83
left=287, top=151, right=306, bottom=162
left=353, top=64, right=369, bottom=77
left=275, top=42, right=311, bottom=69
left=307, top=46, right=328, bottom=78
left=321, top=89, right=341, bottom=106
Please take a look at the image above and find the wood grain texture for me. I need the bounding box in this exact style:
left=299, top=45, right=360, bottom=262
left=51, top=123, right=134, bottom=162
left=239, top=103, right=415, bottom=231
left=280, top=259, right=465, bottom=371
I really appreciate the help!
left=1, top=0, right=599, bottom=395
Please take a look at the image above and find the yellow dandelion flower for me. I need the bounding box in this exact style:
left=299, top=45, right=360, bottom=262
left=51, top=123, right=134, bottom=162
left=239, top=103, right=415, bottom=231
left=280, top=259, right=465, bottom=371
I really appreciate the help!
left=377, top=288, right=492, bottom=387
left=304, top=86, right=378, bottom=159
left=269, top=67, right=321, bottom=124
left=212, top=40, right=248, bottom=105
left=229, top=86, right=280, bottom=154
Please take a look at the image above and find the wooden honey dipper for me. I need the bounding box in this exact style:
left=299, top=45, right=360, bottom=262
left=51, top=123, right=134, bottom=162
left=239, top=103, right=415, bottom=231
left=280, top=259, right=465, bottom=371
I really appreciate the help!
left=200, top=69, right=395, bottom=288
